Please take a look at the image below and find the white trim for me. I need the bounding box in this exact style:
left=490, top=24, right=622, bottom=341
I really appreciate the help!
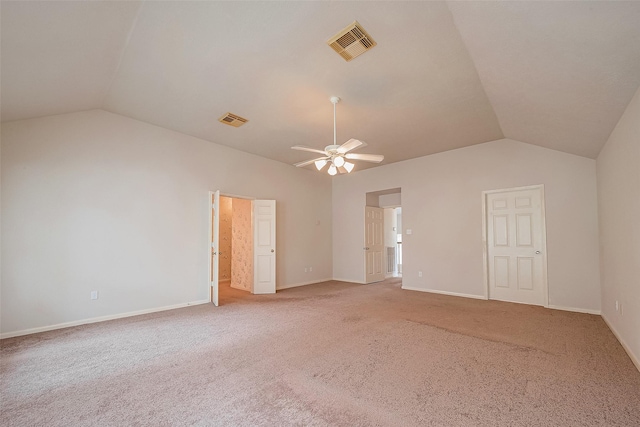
left=547, top=305, right=601, bottom=315
left=0, top=300, right=210, bottom=340
left=401, top=285, right=486, bottom=300
left=482, top=184, right=549, bottom=308
left=539, top=185, right=549, bottom=308
left=602, top=314, right=640, bottom=373
left=208, top=191, right=214, bottom=304
left=276, top=278, right=333, bottom=290
left=481, top=194, right=489, bottom=299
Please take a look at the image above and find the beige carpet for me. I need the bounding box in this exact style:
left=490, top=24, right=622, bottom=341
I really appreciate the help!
left=2, top=278, right=639, bottom=426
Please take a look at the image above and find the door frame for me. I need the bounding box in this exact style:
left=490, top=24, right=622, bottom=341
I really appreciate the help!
left=207, top=190, right=258, bottom=302
left=481, top=184, right=549, bottom=307
left=208, top=190, right=219, bottom=305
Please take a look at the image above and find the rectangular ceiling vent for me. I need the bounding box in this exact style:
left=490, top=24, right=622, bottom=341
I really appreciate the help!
left=327, top=21, right=376, bottom=62
left=218, top=112, right=248, bottom=127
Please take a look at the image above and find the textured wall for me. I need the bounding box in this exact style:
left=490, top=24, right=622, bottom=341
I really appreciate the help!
left=231, top=198, right=253, bottom=291
left=333, top=138, right=600, bottom=312
left=597, top=85, right=640, bottom=369
left=1, top=110, right=332, bottom=336
left=218, top=196, right=232, bottom=282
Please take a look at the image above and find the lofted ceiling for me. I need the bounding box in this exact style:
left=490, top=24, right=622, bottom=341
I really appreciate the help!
left=2, top=1, right=640, bottom=172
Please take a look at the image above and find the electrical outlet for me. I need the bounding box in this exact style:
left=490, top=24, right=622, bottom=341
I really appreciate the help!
left=418, top=271, right=423, bottom=277
left=615, top=300, right=619, bottom=312
left=90, top=291, right=98, bottom=300
left=309, top=266, right=313, bottom=272
left=304, top=267, right=308, bottom=273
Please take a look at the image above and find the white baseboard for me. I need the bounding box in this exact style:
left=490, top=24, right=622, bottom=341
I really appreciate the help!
left=601, top=314, right=640, bottom=373
left=277, top=278, right=333, bottom=290
left=401, top=285, right=486, bottom=300
left=0, top=299, right=210, bottom=340
left=547, top=304, right=601, bottom=315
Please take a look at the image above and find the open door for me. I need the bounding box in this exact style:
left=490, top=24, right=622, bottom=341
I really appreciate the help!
left=365, top=206, right=385, bottom=283
left=253, top=199, right=276, bottom=294
left=209, top=190, right=220, bottom=306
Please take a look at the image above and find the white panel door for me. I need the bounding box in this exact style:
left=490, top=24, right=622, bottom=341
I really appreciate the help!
left=487, top=187, right=547, bottom=306
left=253, top=199, right=276, bottom=294
left=210, top=190, right=220, bottom=306
left=365, top=206, right=385, bottom=284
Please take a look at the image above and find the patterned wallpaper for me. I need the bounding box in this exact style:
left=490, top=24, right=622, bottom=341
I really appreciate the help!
left=232, top=198, right=253, bottom=291
left=218, top=196, right=232, bottom=282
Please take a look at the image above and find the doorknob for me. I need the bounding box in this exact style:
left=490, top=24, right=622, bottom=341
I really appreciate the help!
left=271, top=249, right=275, bottom=253
left=212, top=251, right=217, bottom=255
left=364, top=247, right=370, bottom=250
left=535, top=251, right=541, bottom=254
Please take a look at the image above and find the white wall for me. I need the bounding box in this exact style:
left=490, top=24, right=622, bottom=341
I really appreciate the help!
left=597, top=86, right=640, bottom=369
left=333, top=139, right=601, bottom=312
left=1, top=110, right=333, bottom=336
left=379, top=193, right=401, bottom=208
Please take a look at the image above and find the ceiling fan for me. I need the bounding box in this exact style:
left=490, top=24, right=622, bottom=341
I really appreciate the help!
left=292, top=96, right=384, bottom=175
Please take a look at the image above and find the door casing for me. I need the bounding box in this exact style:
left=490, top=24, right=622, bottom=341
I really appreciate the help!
left=208, top=191, right=276, bottom=302
left=209, top=190, right=220, bottom=306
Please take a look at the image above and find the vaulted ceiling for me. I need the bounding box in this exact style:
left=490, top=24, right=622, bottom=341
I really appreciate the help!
left=2, top=1, right=640, bottom=171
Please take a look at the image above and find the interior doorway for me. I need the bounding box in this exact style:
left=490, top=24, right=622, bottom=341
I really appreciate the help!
left=365, top=188, right=402, bottom=284
left=208, top=191, right=276, bottom=306
left=218, top=195, right=254, bottom=293
left=383, top=207, right=402, bottom=278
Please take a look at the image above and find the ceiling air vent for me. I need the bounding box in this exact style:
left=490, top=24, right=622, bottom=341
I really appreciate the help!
left=327, top=21, right=376, bottom=62
left=218, top=112, right=248, bottom=127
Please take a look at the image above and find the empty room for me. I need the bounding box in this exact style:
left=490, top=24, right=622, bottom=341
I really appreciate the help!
left=1, top=1, right=639, bottom=426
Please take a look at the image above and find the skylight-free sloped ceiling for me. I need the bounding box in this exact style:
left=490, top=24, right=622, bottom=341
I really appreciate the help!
left=2, top=1, right=639, bottom=169
left=101, top=1, right=503, bottom=167
left=448, top=1, right=640, bottom=159
left=0, top=1, right=142, bottom=122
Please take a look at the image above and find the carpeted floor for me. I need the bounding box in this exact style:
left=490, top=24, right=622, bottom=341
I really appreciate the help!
left=1, top=278, right=639, bottom=426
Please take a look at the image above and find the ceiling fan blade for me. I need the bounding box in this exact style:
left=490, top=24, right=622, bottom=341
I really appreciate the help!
left=337, top=138, right=367, bottom=154
left=294, top=157, right=329, bottom=168
left=291, top=145, right=328, bottom=155
left=345, top=153, right=384, bottom=163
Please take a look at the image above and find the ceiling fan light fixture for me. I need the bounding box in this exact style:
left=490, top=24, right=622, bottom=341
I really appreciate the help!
left=344, top=162, right=354, bottom=173
left=291, top=96, right=383, bottom=175
left=315, top=159, right=328, bottom=170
